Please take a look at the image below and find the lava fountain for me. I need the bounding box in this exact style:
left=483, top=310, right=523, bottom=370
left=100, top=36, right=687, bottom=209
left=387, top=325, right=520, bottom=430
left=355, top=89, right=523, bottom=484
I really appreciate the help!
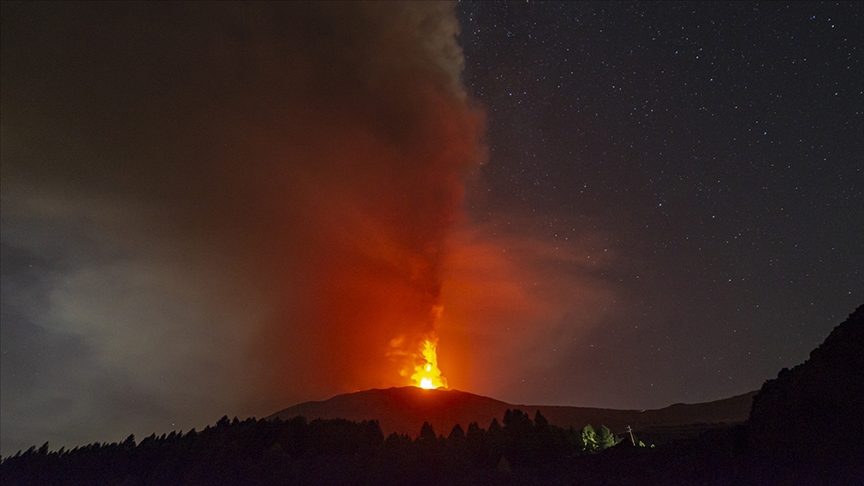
left=411, top=337, right=448, bottom=389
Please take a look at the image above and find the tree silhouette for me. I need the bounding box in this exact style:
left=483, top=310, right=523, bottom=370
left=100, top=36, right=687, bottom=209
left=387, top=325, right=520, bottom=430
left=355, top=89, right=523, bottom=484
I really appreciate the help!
left=487, top=418, right=502, bottom=435
left=534, top=410, right=549, bottom=429
left=447, top=423, right=465, bottom=441
left=417, top=421, right=436, bottom=442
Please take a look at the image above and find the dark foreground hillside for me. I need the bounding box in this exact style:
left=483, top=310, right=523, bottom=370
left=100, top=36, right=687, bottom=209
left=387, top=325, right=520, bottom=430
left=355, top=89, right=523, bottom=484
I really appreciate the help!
left=745, top=303, right=864, bottom=484
left=2, top=305, right=862, bottom=485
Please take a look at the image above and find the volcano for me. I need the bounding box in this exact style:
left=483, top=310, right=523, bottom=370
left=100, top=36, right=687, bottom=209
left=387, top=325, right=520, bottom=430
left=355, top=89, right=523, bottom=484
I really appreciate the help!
left=267, top=386, right=755, bottom=439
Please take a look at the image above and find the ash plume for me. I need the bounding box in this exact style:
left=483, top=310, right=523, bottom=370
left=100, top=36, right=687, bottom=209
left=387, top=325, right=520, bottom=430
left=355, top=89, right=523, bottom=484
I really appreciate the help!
left=1, top=1, right=484, bottom=451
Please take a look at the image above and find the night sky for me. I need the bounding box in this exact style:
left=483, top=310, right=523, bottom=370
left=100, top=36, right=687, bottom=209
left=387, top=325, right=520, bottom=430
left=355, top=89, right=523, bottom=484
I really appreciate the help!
left=1, top=2, right=861, bottom=457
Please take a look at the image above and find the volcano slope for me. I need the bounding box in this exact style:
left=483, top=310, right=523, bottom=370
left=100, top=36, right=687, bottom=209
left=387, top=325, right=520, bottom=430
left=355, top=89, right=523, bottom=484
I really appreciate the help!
left=267, top=386, right=755, bottom=443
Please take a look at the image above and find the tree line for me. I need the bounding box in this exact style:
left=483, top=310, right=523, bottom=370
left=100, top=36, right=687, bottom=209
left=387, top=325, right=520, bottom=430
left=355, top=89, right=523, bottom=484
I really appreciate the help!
left=0, top=409, right=638, bottom=485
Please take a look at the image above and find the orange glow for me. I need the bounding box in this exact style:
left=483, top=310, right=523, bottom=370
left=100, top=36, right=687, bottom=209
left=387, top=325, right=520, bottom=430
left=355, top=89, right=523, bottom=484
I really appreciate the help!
left=411, top=338, right=448, bottom=389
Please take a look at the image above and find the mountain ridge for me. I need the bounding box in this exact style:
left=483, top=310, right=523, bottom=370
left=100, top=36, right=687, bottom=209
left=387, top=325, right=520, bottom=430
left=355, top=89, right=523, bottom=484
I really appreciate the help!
left=267, top=385, right=755, bottom=438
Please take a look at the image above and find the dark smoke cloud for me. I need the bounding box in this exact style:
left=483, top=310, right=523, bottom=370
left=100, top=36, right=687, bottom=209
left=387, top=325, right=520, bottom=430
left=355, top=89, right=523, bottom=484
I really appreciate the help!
left=1, top=1, right=484, bottom=454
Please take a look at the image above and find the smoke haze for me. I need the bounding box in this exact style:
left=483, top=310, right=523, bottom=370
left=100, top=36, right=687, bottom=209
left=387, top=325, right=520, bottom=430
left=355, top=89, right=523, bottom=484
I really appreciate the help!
left=1, top=2, right=608, bottom=455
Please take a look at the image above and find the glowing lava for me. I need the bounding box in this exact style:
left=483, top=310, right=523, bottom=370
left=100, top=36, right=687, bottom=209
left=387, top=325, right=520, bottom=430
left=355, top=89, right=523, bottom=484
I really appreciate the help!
left=411, top=338, right=448, bottom=389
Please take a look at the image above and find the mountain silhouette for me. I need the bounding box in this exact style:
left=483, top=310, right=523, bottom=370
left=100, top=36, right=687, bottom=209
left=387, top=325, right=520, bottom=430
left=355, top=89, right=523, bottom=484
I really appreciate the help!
left=268, top=385, right=755, bottom=439
left=746, top=304, right=864, bottom=479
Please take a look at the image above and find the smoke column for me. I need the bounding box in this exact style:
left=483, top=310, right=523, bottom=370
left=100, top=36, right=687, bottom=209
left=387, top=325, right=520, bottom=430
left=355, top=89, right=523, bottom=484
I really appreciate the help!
left=1, top=1, right=484, bottom=447
left=245, top=2, right=488, bottom=398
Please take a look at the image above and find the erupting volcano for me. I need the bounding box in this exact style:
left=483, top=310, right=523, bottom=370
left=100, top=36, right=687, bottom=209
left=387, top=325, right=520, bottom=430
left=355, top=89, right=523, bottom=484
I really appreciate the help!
left=411, top=338, right=447, bottom=389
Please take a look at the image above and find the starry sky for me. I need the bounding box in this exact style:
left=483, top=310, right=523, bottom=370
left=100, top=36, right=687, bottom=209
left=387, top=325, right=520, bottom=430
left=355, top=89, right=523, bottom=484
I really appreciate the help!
left=455, top=0, right=862, bottom=401
left=1, top=1, right=861, bottom=457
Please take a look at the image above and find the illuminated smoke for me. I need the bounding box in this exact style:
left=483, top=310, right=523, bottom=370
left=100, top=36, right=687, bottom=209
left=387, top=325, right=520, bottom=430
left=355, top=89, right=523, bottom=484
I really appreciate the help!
left=1, top=1, right=485, bottom=420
